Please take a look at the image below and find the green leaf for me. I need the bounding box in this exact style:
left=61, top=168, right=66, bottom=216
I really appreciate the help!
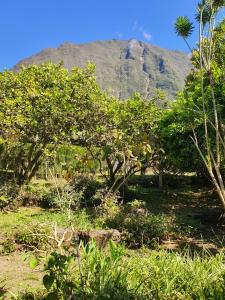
left=43, top=274, right=54, bottom=290
left=47, top=255, right=56, bottom=269
left=195, top=1, right=212, bottom=25
left=29, top=257, right=39, bottom=270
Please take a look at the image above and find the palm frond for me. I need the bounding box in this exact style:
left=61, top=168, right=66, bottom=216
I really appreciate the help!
left=175, top=16, right=194, bottom=38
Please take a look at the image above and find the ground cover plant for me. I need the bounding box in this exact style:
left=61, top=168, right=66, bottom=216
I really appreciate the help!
left=8, top=241, right=225, bottom=300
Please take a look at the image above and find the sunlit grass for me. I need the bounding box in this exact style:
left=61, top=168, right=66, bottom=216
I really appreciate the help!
left=0, top=207, right=94, bottom=234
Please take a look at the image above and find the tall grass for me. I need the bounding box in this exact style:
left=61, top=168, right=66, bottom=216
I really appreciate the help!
left=40, top=241, right=225, bottom=300
left=127, top=249, right=225, bottom=299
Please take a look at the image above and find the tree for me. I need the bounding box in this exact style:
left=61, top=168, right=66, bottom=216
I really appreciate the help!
left=175, top=1, right=225, bottom=210
left=0, top=62, right=103, bottom=184
left=158, top=93, right=206, bottom=176
left=80, top=93, right=163, bottom=192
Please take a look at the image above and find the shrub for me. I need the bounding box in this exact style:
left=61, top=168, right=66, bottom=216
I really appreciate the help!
left=21, top=180, right=84, bottom=210
left=0, top=183, right=19, bottom=211
left=94, top=189, right=121, bottom=219
left=103, top=200, right=170, bottom=248
left=71, top=174, right=102, bottom=207
left=121, top=213, right=169, bottom=248
left=0, top=237, right=16, bottom=254
left=43, top=252, right=76, bottom=299
left=20, top=183, right=56, bottom=208
left=126, top=199, right=147, bottom=211
left=0, top=195, right=10, bottom=210
left=52, top=184, right=84, bottom=215
left=15, top=222, right=52, bottom=251
left=35, top=241, right=225, bottom=300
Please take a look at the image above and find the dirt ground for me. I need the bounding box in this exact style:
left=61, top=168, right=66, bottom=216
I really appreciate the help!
left=0, top=252, right=42, bottom=297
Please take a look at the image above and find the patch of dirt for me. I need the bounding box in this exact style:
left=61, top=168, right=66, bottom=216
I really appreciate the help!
left=0, top=252, right=42, bottom=296
left=161, top=238, right=221, bottom=254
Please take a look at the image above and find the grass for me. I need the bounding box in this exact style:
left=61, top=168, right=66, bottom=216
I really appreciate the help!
left=0, top=180, right=224, bottom=248
left=0, top=176, right=225, bottom=298
left=0, top=207, right=94, bottom=235
left=9, top=242, right=225, bottom=299
left=127, top=183, right=224, bottom=242
left=126, top=248, right=225, bottom=299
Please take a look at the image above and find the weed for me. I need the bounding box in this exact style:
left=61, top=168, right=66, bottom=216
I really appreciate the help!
left=1, top=237, right=16, bottom=254
left=15, top=222, right=52, bottom=251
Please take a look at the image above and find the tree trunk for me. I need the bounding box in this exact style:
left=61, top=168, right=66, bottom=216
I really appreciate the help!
left=159, top=173, right=163, bottom=190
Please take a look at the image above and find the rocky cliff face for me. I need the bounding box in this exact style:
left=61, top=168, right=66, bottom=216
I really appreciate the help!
left=14, top=39, right=191, bottom=99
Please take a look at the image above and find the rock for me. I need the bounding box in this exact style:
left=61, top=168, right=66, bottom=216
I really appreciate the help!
left=57, top=228, right=121, bottom=248
left=77, top=229, right=121, bottom=248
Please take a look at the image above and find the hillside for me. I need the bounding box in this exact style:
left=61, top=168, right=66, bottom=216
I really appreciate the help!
left=14, top=39, right=191, bottom=99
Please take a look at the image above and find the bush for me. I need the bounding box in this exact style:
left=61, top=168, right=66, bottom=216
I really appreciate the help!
left=0, top=194, right=10, bottom=210
left=71, top=174, right=102, bottom=207
left=42, top=251, right=76, bottom=299
left=104, top=200, right=170, bottom=248
left=0, top=237, right=16, bottom=254
left=20, top=183, right=56, bottom=208
left=52, top=184, right=84, bottom=214
left=0, top=183, right=19, bottom=210
left=15, top=222, right=52, bottom=251
left=121, top=214, right=169, bottom=248
left=20, top=180, right=84, bottom=210
left=94, top=189, right=121, bottom=218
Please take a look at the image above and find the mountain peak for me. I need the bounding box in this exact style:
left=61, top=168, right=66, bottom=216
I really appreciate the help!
left=13, top=39, right=191, bottom=99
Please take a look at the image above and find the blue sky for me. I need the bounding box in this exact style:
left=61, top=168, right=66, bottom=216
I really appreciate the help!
left=0, top=0, right=203, bottom=70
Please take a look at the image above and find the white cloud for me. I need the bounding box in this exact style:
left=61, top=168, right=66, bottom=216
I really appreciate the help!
left=143, top=32, right=152, bottom=41
left=132, top=21, right=152, bottom=42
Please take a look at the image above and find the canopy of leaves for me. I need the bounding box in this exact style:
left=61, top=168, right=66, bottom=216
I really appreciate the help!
left=0, top=62, right=105, bottom=183
left=174, top=16, right=194, bottom=38
left=159, top=19, right=225, bottom=175
left=0, top=62, right=104, bottom=145
left=78, top=91, right=163, bottom=189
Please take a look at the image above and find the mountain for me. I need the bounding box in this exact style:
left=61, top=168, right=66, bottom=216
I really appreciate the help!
left=13, top=39, right=191, bottom=99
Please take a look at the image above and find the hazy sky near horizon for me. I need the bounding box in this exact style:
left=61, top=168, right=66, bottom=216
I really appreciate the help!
left=0, top=0, right=213, bottom=70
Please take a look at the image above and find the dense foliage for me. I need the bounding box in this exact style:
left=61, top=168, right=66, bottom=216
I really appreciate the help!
left=159, top=12, right=225, bottom=181
left=0, top=63, right=103, bottom=184
left=0, top=63, right=163, bottom=192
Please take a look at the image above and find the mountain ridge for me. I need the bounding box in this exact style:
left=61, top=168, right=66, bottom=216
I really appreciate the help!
left=13, top=39, right=191, bottom=99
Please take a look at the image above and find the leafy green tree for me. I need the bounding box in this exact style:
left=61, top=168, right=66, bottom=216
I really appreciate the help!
left=0, top=62, right=102, bottom=184
left=82, top=93, right=163, bottom=191
left=158, top=94, right=206, bottom=175
left=160, top=18, right=225, bottom=177
left=173, top=1, right=225, bottom=209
